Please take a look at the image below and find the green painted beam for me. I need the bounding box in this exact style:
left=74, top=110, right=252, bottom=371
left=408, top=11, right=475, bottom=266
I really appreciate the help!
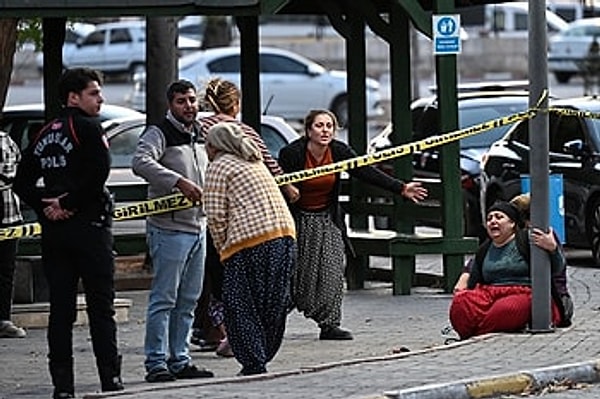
left=352, top=1, right=393, bottom=46
left=394, top=0, right=431, bottom=37
left=260, top=0, right=290, bottom=14
left=434, top=0, right=465, bottom=293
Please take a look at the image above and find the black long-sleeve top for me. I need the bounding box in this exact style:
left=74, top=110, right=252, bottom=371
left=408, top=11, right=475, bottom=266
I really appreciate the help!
left=14, top=107, right=112, bottom=223
left=278, top=137, right=406, bottom=254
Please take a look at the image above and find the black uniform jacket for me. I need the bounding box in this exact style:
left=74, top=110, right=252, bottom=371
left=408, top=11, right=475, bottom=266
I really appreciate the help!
left=14, top=107, right=112, bottom=224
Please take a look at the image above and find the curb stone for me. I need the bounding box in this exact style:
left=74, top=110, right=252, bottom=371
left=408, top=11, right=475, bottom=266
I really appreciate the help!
left=83, top=335, right=493, bottom=398
left=373, top=359, right=600, bottom=399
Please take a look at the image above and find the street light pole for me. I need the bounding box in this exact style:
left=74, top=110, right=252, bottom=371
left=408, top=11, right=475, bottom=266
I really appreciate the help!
left=529, top=0, right=553, bottom=332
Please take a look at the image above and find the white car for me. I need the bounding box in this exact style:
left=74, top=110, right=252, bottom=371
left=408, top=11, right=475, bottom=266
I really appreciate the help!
left=106, top=112, right=299, bottom=185
left=35, top=22, right=96, bottom=73
left=0, top=104, right=298, bottom=189
left=548, top=17, right=600, bottom=83
left=63, top=20, right=201, bottom=80
left=177, top=16, right=205, bottom=42
left=130, top=46, right=383, bottom=126
left=461, top=2, right=568, bottom=39
left=0, top=103, right=144, bottom=152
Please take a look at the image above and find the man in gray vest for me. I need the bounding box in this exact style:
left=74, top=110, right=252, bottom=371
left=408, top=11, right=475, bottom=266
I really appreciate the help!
left=132, top=79, right=213, bottom=382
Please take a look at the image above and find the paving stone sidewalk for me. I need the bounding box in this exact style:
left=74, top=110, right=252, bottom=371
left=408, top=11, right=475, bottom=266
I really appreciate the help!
left=1, top=253, right=599, bottom=399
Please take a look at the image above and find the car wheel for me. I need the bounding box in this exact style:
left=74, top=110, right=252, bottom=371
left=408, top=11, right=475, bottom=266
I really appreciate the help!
left=586, top=197, right=600, bottom=265
left=129, top=63, right=146, bottom=82
left=331, top=95, right=348, bottom=128
left=554, top=72, right=573, bottom=84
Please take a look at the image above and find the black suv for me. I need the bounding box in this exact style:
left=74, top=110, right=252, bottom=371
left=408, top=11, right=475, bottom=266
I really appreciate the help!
left=369, top=90, right=531, bottom=239
left=480, top=96, right=600, bottom=263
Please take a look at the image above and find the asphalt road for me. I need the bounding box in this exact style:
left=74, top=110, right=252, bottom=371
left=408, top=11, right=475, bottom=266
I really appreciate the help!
left=6, top=79, right=134, bottom=108
left=5, top=72, right=592, bottom=109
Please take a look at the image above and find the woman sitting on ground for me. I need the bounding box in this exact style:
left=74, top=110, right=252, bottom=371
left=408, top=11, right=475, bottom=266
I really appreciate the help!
left=453, top=194, right=573, bottom=327
left=449, top=201, right=567, bottom=340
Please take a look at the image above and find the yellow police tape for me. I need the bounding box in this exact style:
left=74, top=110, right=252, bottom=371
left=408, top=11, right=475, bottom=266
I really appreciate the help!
left=1, top=102, right=593, bottom=241
left=0, top=222, right=41, bottom=241
left=548, top=107, right=600, bottom=120
left=274, top=109, right=535, bottom=185
left=112, top=194, right=199, bottom=221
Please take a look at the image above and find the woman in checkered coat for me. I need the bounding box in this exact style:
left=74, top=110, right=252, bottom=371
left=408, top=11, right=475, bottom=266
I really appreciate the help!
left=203, top=122, right=296, bottom=376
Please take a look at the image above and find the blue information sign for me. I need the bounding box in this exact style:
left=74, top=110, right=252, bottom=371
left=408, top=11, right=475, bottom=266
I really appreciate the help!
left=433, top=15, right=461, bottom=55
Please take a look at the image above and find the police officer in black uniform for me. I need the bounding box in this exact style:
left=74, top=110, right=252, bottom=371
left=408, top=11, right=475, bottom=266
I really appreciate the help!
left=14, top=68, right=123, bottom=399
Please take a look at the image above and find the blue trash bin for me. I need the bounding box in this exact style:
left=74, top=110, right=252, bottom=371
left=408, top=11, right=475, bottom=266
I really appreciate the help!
left=521, top=174, right=565, bottom=244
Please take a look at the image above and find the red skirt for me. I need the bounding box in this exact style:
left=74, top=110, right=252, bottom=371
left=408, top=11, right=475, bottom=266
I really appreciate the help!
left=449, top=284, right=561, bottom=340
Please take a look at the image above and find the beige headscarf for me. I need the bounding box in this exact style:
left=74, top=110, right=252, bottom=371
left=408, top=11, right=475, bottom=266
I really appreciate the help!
left=206, top=122, right=263, bottom=162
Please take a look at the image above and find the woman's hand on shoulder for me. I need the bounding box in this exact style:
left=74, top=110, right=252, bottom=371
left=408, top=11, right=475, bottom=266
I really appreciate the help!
left=401, top=181, right=428, bottom=203
left=530, top=227, right=558, bottom=252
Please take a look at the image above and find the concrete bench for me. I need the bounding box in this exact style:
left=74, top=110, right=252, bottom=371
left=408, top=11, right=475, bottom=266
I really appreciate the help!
left=12, top=296, right=132, bottom=328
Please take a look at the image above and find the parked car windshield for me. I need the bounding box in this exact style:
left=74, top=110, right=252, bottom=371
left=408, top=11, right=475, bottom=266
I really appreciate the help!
left=459, top=103, right=526, bottom=148
left=580, top=113, right=600, bottom=149
left=414, top=96, right=529, bottom=149
left=106, top=116, right=297, bottom=169
left=561, top=20, right=600, bottom=37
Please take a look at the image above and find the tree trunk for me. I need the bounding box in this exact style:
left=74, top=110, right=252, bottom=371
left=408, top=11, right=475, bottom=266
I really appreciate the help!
left=42, top=18, right=66, bottom=121
left=147, top=17, right=177, bottom=125
left=201, top=16, right=232, bottom=50
left=0, top=18, right=18, bottom=112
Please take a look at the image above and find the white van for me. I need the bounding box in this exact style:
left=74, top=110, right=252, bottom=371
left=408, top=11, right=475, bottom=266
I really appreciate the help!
left=461, top=2, right=568, bottom=38
left=63, top=20, right=201, bottom=80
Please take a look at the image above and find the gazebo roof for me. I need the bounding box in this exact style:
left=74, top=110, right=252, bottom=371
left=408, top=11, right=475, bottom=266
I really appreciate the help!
left=0, top=0, right=509, bottom=17
left=0, top=0, right=265, bottom=17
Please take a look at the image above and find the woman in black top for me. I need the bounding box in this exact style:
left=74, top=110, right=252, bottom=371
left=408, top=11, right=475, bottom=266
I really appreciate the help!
left=278, top=109, right=427, bottom=340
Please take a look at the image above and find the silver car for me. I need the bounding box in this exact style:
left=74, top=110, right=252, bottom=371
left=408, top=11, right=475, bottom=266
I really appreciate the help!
left=548, top=17, right=600, bottom=83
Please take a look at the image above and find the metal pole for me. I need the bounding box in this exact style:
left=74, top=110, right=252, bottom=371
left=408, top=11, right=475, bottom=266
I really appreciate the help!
left=528, top=0, right=553, bottom=333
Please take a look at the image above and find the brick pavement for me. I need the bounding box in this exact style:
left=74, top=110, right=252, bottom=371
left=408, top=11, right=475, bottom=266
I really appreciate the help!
left=1, top=253, right=600, bottom=399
